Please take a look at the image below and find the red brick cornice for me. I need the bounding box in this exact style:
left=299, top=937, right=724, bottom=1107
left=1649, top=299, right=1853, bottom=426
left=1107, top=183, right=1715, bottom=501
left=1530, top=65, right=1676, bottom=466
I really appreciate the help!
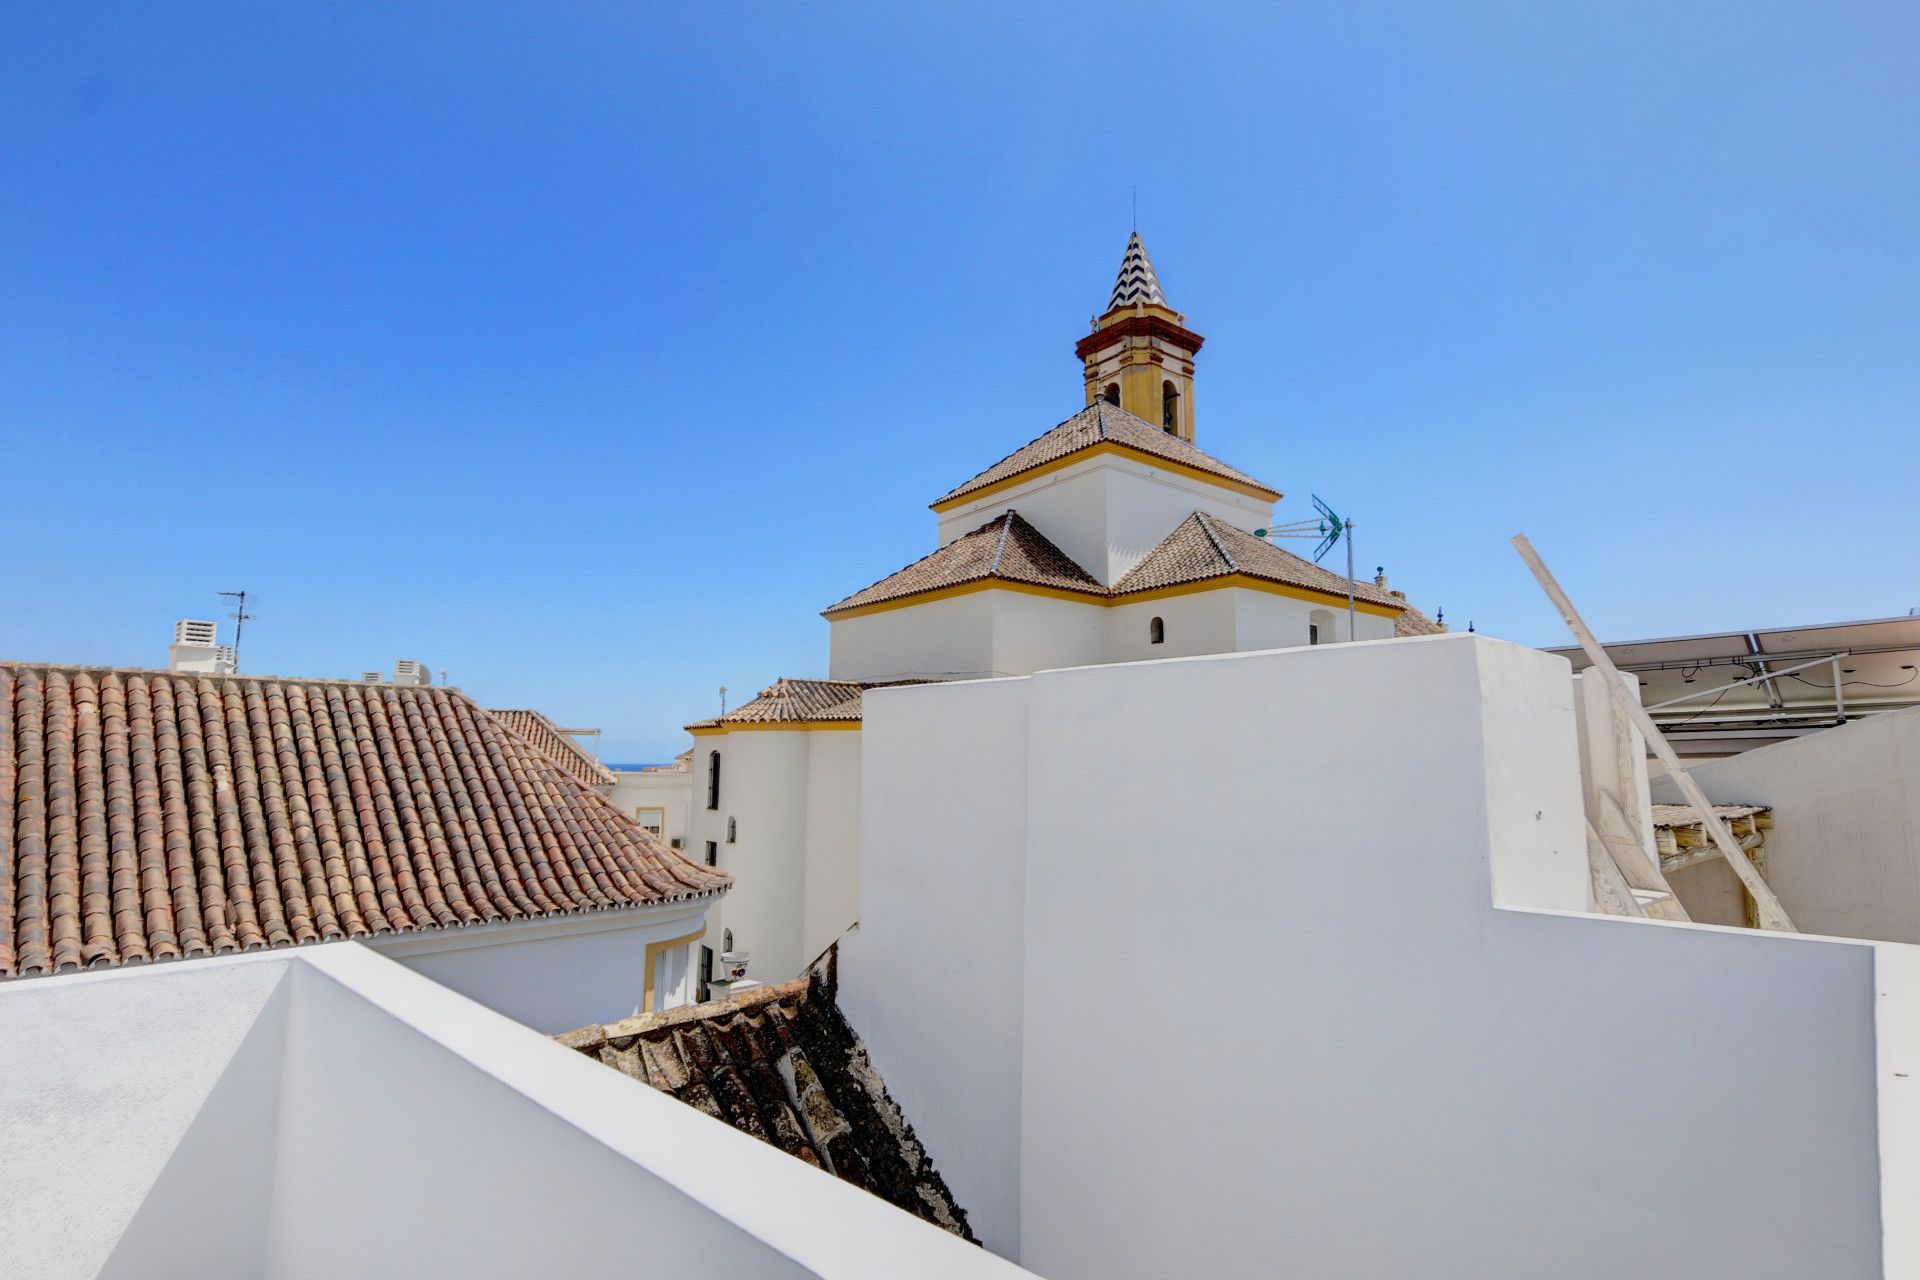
left=1076, top=314, right=1206, bottom=362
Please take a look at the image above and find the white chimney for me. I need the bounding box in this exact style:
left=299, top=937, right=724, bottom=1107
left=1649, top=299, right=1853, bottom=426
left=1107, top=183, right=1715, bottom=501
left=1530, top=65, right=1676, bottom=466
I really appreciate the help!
left=392, top=659, right=432, bottom=687
left=167, top=620, right=233, bottom=674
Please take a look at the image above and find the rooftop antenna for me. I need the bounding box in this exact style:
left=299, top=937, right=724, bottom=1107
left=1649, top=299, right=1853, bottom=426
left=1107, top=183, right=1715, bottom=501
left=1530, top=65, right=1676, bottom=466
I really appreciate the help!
left=1131, top=185, right=1137, bottom=231
left=719, top=685, right=728, bottom=716
left=217, top=590, right=254, bottom=671
left=1254, top=494, right=1357, bottom=641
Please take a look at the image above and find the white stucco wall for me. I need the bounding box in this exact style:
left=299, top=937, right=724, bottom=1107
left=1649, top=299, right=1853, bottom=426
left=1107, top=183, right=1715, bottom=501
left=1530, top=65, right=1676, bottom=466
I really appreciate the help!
left=803, top=727, right=864, bottom=965
left=840, top=676, right=1034, bottom=1259
left=608, top=765, right=694, bottom=851
left=368, top=902, right=711, bottom=1033
left=989, top=591, right=1109, bottom=676
left=0, top=957, right=291, bottom=1280
left=692, top=730, right=814, bottom=985
left=830, top=591, right=995, bottom=681
left=933, top=452, right=1271, bottom=586
left=1654, top=706, right=1920, bottom=944
left=1105, top=591, right=1238, bottom=663
left=1, top=946, right=1034, bottom=1280
left=844, top=634, right=1905, bottom=1277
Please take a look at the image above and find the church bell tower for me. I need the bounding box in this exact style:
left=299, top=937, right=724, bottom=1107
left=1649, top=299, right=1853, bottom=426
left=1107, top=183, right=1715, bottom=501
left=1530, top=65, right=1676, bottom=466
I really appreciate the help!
left=1076, top=231, right=1204, bottom=442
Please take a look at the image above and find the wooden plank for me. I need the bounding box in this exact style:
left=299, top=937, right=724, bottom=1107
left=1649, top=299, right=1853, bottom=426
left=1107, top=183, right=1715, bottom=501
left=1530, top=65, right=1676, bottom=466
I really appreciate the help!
left=1587, top=820, right=1648, bottom=918
left=1512, top=534, right=1796, bottom=932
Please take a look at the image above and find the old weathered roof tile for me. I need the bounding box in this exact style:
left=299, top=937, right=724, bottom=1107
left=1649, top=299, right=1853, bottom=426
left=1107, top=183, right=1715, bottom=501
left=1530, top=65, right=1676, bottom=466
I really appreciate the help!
left=933, top=402, right=1276, bottom=509
left=0, top=664, right=729, bottom=979
left=560, top=951, right=976, bottom=1242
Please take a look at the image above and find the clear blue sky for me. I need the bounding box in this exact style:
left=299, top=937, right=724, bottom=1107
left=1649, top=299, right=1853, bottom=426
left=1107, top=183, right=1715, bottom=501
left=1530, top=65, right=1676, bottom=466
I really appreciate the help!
left=3, top=3, right=1915, bottom=759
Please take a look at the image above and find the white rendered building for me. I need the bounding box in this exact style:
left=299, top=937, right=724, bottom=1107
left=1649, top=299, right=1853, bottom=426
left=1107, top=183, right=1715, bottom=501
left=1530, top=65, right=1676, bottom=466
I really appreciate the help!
left=677, top=235, right=1442, bottom=989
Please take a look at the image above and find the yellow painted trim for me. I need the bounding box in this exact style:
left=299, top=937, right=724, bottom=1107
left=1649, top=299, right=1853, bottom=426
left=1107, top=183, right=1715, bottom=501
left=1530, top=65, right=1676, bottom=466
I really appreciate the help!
left=824, top=573, right=1402, bottom=622
left=930, top=440, right=1280, bottom=514
left=643, top=925, right=707, bottom=1013
left=687, top=720, right=866, bottom=737
left=1113, top=574, right=1404, bottom=618
left=824, top=577, right=1107, bottom=620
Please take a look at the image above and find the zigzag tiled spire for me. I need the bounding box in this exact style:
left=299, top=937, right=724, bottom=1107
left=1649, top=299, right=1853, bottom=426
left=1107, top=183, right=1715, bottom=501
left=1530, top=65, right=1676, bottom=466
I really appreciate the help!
left=1106, top=230, right=1169, bottom=310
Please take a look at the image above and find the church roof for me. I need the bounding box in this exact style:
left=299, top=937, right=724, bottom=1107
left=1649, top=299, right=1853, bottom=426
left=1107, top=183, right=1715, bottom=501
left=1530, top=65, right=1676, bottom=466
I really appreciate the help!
left=823, top=510, right=1105, bottom=617
left=684, top=677, right=931, bottom=732
left=0, top=664, right=729, bottom=979
left=1112, top=512, right=1404, bottom=608
left=557, top=949, right=976, bottom=1241
left=1107, top=230, right=1168, bottom=310
left=932, top=402, right=1278, bottom=510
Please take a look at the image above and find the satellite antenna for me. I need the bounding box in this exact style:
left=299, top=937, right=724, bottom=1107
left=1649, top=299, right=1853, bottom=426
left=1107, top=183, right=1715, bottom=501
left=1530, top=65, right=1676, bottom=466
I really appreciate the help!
left=217, top=590, right=254, bottom=672
left=1253, top=494, right=1357, bottom=641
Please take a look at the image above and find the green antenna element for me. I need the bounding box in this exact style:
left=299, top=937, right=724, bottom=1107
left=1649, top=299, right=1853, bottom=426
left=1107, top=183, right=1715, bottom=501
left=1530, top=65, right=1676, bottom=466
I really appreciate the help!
left=1309, top=495, right=1345, bottom=563
left=1256, top=495, right=1360, bottom=643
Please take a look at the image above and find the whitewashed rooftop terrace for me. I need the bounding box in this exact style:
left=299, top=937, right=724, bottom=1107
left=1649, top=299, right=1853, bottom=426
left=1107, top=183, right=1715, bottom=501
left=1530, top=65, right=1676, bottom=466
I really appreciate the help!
left=0, top=944, right=1033, bottom=1280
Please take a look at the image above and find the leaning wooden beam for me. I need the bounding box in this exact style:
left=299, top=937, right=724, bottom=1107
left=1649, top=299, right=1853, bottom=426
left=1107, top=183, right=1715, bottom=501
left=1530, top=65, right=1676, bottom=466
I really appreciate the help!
left=1512, top=533, right=1796, bottom=932
left=1587, top=820, right=1648, bottom=918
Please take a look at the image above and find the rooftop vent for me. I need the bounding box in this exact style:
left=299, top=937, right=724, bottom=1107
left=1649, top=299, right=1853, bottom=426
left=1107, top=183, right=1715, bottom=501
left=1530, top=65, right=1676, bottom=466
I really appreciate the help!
left=392, top=659, right=432, bottom=687
left=361, top=671, right=384, bottom=683
left=167, top=619, right=233, bottom=674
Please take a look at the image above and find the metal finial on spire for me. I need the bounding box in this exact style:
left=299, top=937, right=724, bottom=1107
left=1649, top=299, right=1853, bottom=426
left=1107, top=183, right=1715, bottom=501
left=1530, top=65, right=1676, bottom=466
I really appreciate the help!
left=1107, top=230, right=1167, bottom=310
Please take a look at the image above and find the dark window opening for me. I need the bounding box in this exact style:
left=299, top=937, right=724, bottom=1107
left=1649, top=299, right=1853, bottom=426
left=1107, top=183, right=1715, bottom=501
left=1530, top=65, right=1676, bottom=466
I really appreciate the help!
left=1161, top=381, right=1180, bottom=433
left=704, top=840, right=718, bottom=867
left=726, top=816, right=737, bottom=844
left=698, top=945, right=714, bottom=1002
left=1103, top=383, right=1120, bottom=405
left=705, top=750, right=721, bottom=810
left=1149, top=616, right=1165, bottom=645
left=1309, top=624, right=1320, bottom=646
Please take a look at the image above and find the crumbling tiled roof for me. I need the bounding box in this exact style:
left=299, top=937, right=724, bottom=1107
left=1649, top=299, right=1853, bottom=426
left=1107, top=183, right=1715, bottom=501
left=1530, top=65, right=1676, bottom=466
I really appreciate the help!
left=0, top=664, right=729, bottom=979
left=489, top=708, right=616, bottom=788
left=558, top=950, right=976, bottom=1242
left=823, top=511, right=1105, bottom=617
left=933, top=402, right=1277, bottom=508
left=1112, top=511, right=1403, bottom=608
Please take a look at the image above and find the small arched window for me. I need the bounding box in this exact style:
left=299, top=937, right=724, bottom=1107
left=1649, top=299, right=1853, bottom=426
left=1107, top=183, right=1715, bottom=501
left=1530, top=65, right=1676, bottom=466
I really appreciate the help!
left=1103, top=383, right=1120, bottom=405
left=1161, top=381, right=1180, bottom=433
left=1149, top=616, right=1165, bottom=645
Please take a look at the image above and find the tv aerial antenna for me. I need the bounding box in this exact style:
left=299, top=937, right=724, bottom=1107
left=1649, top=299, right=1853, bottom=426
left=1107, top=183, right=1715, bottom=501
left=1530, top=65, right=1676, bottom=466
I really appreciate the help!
left=217, top=590, right=255, bottom=672
left=1254, top=494, right=1357, bottom=641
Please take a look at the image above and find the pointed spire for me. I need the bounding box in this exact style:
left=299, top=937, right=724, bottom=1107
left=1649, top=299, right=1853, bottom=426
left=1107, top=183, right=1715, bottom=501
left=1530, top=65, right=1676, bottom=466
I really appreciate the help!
left=1106, top=230, right=1168, bottom=311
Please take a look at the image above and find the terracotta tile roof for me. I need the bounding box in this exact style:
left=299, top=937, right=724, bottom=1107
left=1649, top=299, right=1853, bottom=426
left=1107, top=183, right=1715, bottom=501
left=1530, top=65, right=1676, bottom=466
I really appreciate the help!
left=933, top=402, right=1277, bottom=508
left=685, top=677, right=928, bottom=733
left=489, top=708, right=616, bottom=788
left=1394, top=604, right=1448, bottom=637
left=1112, top=512, right=1404, bottom=608
left=0, top=664, right=729, bottom=979
left=823, top=510, right=1105, bottom=616
left=558, top=950, right=975, bottom=1241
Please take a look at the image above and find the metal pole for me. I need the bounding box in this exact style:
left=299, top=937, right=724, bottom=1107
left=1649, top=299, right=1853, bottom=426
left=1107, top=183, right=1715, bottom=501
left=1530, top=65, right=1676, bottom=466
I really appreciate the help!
left=1832, top=654, right=1846, bottom=725
left=1345, top=519, right=1356, bottom=642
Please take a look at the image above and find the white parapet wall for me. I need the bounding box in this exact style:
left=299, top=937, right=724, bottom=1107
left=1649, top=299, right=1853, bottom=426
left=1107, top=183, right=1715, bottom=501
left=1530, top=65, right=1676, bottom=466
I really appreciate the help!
left=0, top=945, right=1037, bottom=1280
left=841, top=632, right=1915, bottom=1277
